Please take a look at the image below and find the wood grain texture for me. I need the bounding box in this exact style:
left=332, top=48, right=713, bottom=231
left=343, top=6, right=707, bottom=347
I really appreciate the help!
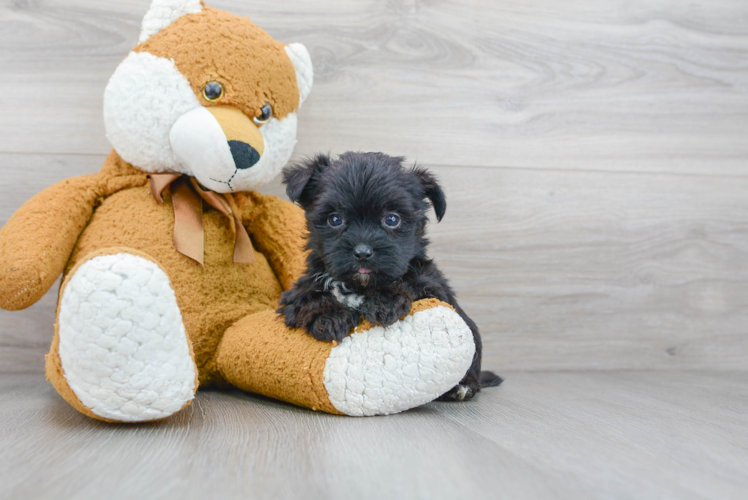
left=0, top=0, right=747, bottom=174
left=1, top=371, right=746, bottom=500
left=426, top=165, right=748, bottom=371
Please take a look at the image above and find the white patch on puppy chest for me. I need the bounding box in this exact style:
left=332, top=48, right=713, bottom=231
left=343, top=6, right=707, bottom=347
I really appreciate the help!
left=322, top=305, right=475, bottom=416
left=330, top=282, right=364, bottom=309
left=57, top=253, right=196, bottom=422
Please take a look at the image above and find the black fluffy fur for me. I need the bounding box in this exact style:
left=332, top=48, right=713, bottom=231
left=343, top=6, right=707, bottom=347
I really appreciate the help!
left=278, top=152, right=502, bottom=401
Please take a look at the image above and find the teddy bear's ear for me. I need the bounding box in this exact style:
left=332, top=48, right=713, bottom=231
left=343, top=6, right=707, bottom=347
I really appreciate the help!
left=139, top=0, right=204, bottom=44
left=283, top=154, right=331, bottom=208
left=285, top=43, right=314, bottom=106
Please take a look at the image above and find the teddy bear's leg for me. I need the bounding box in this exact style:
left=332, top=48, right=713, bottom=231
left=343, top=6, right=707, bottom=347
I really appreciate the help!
left=214, top=299, right=476, bottom=416
left=45, top=250, right=197, bottom=422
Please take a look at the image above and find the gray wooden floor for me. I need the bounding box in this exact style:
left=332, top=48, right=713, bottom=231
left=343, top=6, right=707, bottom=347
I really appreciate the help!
left=1, top=0, right=747, bottom=498
left=2, top=371, right=748, bottom=500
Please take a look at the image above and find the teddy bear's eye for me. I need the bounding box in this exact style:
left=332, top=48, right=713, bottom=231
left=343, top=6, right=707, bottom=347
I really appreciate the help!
left=203, top=81, right=224, bottom=102
left=254, top=104, right=273, bottom=125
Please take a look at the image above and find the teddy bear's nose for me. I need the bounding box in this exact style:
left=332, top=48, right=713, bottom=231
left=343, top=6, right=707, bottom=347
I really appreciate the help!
left=229, top=141, right=261, bottom=169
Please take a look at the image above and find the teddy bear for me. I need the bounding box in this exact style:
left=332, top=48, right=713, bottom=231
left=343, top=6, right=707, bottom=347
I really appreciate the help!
left=0, top=0, right=477, bottom=422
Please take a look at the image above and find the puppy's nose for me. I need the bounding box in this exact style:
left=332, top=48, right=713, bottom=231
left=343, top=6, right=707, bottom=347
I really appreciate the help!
left=353, top=244, right=374, bottom=261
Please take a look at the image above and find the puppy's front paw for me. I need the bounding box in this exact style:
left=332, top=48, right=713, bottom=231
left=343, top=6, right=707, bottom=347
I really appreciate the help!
left=278, top=289, right=306, bottom=329
left=308, top=309, right=358, bottom=343
left=279, top=303, right=303, bottom=329
left=361, top=292, right=412, bottom=327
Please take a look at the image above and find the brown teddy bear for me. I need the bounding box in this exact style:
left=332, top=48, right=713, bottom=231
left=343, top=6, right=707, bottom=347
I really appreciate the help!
left=0, top=0, right=476, bottom=422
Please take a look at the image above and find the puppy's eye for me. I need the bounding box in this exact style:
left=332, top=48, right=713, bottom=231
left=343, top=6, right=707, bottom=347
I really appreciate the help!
left=203, top=81, right=224, bottom=102
left=328, top=213, right=345, bottom=228
left=383, top=213, right=401, bottom=229
left=254, top=104, right=273, bottom=125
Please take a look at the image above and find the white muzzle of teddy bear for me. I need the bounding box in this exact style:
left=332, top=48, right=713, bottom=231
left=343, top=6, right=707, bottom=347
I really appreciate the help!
left=168, top=105, right=298, bottom=193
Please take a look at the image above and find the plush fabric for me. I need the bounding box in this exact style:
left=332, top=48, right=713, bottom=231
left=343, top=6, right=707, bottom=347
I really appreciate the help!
left=0, top=175, right=102, bottom=311
left=215, top=298, right=474, bottom=416
left=53, top=152, right=306, bottom=387
left=134, top=6, right=301, bottom=121
left=139, top=0, right=204, bottom=43
left=104, top=5, right=310, bottom=193
left=323, top=302, right=475, bottom=416
left=0, top=0, right=477, bottom=422
left=53, top=250, right=198, bottom=422
left=284, top=44, right=314, bottom=105
left=104, top=50, right=201, bottom=174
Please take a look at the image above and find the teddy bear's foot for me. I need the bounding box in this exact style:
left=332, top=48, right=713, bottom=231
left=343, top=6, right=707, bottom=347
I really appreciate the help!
left=323, top=301, right=476, bottom=416
left=216, top=298, right=475, bottom=416
left=47, top=251, right=197, bottom=422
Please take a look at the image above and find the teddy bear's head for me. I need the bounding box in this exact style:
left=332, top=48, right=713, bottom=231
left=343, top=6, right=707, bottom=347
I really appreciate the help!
left=103, top=0, right=313, bottom=193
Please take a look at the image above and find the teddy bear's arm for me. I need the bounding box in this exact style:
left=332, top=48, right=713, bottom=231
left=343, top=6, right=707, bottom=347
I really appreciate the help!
left=0, top=175, right=102, bottom=310
left=236, top=192, right=308, bottom=291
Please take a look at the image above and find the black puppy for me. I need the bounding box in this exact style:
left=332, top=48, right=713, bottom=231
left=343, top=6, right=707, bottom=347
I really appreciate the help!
left=278, top=152, right=501, bottom=400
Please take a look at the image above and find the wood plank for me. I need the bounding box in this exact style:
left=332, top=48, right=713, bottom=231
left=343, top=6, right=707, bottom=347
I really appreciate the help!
left=439, top=371, right=748, bottom=500
left=0, top=373, right=585, bottom=500
left=0, top=0, right=746, bottom=174
left=2, top=156, right=747, bottom=372
left=1, top=371, right=746, bottom=500
left=427, top=164, right=748, bottom=371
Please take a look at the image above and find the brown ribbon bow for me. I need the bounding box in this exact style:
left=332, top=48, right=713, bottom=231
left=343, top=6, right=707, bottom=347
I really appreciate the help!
left=149, top=173, right=256, bottom=266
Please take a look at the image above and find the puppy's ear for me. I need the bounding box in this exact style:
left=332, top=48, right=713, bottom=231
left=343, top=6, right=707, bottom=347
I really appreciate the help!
left=283, top=154, right=332, bottom=208
left=412, top=167, right=447, bottom=222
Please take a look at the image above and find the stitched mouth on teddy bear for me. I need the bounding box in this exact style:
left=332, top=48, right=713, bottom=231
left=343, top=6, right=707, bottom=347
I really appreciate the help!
left=209, top=172, right=237, bottom=191
left=169, top=105, right=268, bottom=193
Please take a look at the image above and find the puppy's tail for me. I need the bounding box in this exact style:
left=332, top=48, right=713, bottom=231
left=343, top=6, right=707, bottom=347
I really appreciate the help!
left=479, top=370, right=503, bottom=388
